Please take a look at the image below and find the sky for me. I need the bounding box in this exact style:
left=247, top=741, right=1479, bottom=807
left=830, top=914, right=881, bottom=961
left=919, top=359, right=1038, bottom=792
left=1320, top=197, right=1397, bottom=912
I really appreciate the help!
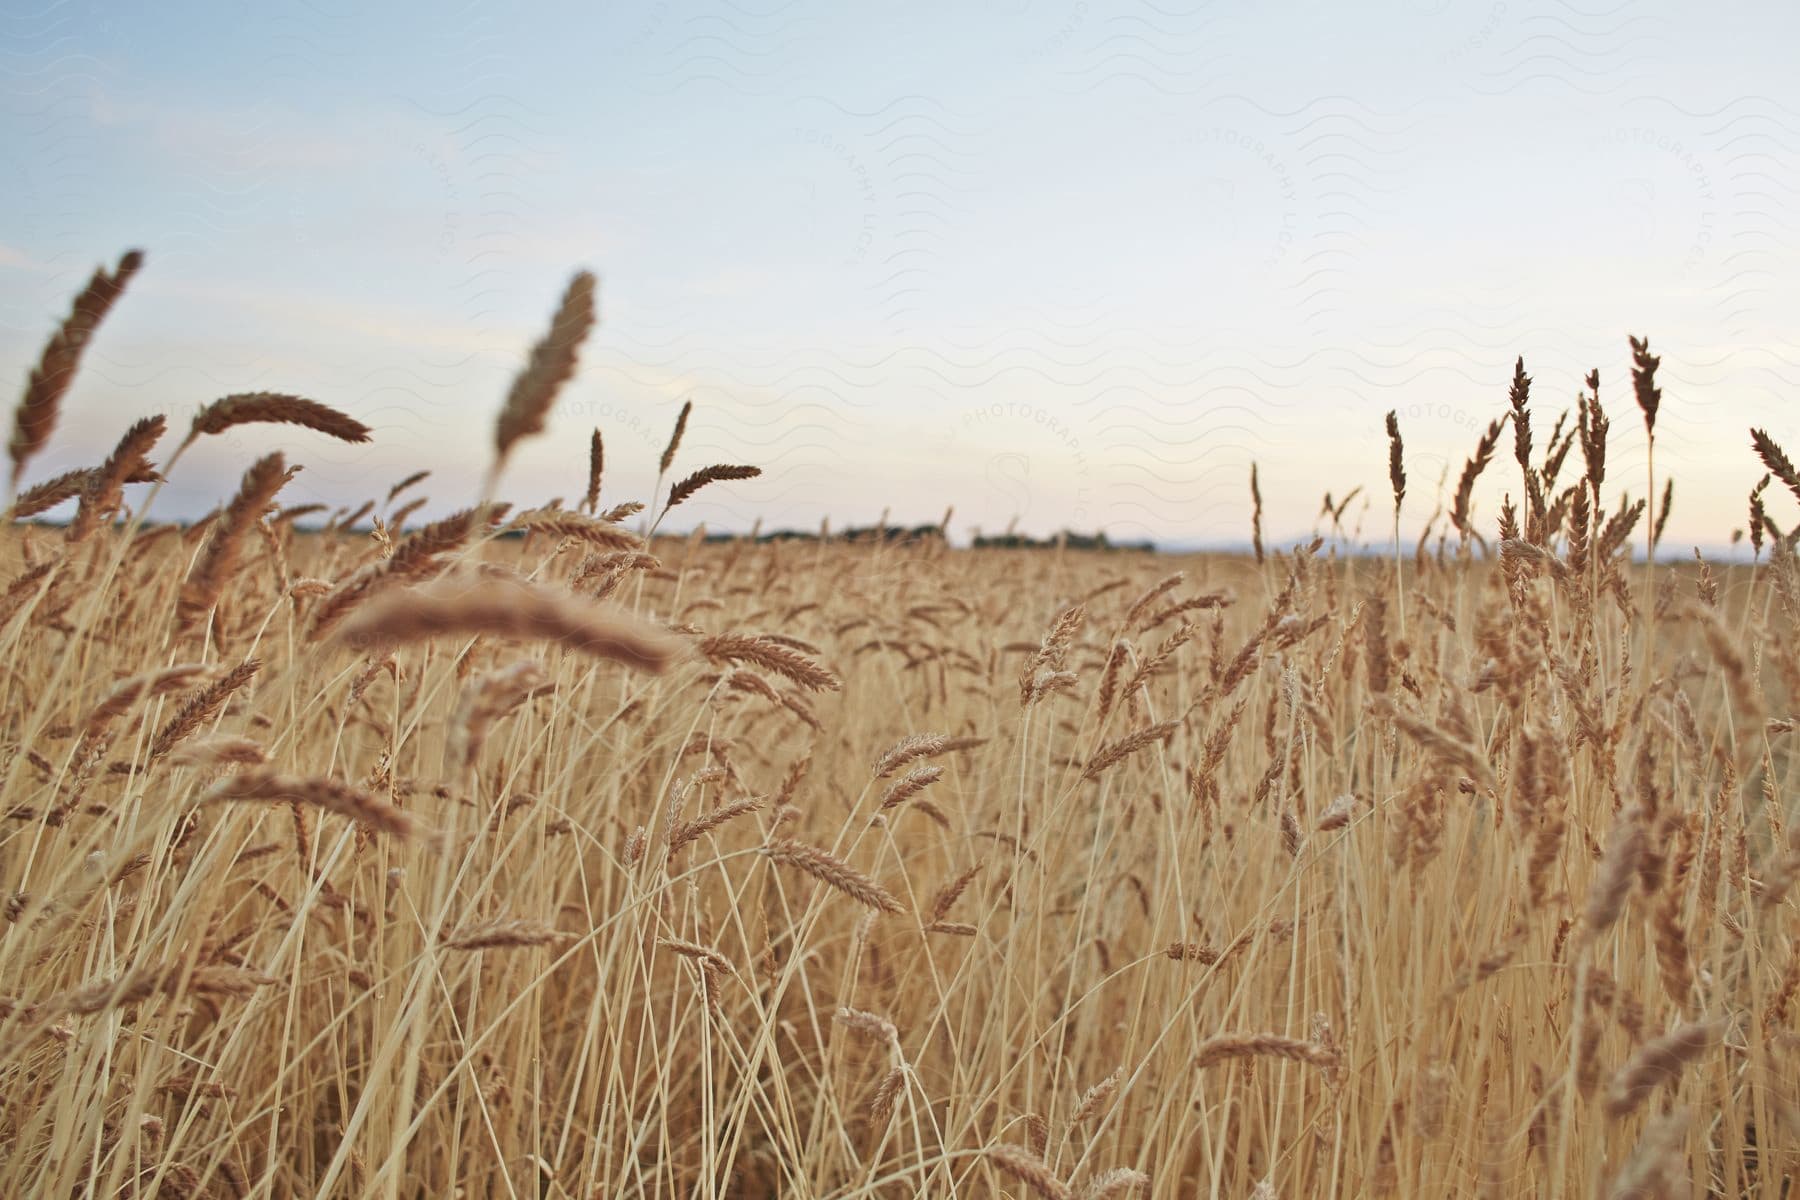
left=4, top=0, right=1800, bottom=552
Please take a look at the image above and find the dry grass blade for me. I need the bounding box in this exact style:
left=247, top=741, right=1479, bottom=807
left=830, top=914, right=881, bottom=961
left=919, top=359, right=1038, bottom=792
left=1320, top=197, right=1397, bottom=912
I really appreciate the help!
left=9, top=249, right=143, bottom=487
left=666, top=464, right=761, bottom=512
left=200, top=770, right=414, bottom=839
left=763, top=838, right=903, bottom=913
left=493, top=270, right=598, bottom=477
left=181, top=393, right=372, bottom=451
left=335, top=573, right=681, bottom=673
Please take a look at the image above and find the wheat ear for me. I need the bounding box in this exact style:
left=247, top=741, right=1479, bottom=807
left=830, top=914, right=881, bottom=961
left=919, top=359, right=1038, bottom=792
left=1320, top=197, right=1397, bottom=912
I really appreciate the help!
left=489, top=270, right=597, bottom=496
left=9, top=249, right=144, bottom=489
left=334, top=573, right=681, bottom=673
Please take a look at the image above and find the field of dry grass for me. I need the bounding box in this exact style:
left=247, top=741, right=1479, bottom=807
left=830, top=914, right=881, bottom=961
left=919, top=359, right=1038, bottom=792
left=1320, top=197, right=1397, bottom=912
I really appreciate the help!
left=0, top=259, right=1796, bottom=1197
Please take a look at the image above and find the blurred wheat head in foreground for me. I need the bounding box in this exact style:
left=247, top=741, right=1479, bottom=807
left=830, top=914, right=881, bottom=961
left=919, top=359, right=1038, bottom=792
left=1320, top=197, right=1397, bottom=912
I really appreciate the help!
left=0, top=253, right=1795, bottom=1198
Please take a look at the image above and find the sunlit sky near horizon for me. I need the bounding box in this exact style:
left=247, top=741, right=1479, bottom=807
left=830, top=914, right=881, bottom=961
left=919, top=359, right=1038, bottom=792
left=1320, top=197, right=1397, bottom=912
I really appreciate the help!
left=5, top=0, right=1800, bottom=551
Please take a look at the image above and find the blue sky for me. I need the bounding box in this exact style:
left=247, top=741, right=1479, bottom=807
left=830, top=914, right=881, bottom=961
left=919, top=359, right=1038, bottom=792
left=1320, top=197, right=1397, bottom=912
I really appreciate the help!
left=5, top=0, right=1800, bottom=549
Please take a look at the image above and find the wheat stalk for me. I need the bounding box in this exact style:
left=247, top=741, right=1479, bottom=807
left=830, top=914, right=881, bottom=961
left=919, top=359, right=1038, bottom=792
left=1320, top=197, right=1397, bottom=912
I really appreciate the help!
left=1603, top=1020, right=1721, bottom=1118
left=148, top=660, right=260, bottom=760
left=505, top=507, right=642, bottom=550
left=697, top=633, right=840, bottom=692
left=584, top=429, right=604, bottom=513
left=659, top=400, right=691, bottom=476
left=666, top=464, right=761, bottom=514
left=1082, top=721, right=1178, bottom=781
left=443, top=919, right=569, bottom=951
left=176, top=454, right=296, bottom=632
left=489, top=270, right=598, bottom=494
left=763, top=838, right=903, bottom=913
left=878, top=765, right=942, bottom=810
left=308, top=505, right=493, bottom=639
left=68, top=415, right=166, bottom=542
left=334, top=573, right=681, bottom=672
left=200, top=770, right=414, bottom=839
left=9, top=249, right=144, bottom=488
left=988, top=1145, right=1070, bottom=1200
left=1194, top=1033, right=1338, bottom=1073
left=179, top=393, right=371, bottom=453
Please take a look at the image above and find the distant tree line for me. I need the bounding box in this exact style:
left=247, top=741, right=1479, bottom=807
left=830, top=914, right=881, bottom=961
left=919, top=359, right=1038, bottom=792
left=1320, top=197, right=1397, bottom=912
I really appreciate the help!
left=698, top=525, right=1155, bottom=552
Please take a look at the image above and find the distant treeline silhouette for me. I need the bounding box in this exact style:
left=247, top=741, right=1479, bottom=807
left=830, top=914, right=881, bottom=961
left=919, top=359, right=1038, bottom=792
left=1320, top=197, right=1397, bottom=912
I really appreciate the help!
left=700, top=524, right=1156, bottom=551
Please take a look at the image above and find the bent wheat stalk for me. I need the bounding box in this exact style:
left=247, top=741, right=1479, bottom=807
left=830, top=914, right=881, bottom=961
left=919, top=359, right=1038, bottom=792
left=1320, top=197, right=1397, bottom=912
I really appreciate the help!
left=1194, top=1032, right=1339, bottom=1073
left=178, top=393, right=372, bottom=455
left=698, top=633, right=841, bottom=692
left=9, top=249, right=144, bottom=489
left=662, top=464, right=761, bottom=520
left=200, top=770, right=414, bottom=839
left=762, top=838, right=903, bottom=913
left=334, top=573, right=681, bottom=673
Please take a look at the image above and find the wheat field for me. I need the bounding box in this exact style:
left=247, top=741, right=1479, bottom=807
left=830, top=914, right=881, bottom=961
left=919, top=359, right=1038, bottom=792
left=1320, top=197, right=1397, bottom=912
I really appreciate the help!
left=0, top=259, right=1796, bottom=1198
